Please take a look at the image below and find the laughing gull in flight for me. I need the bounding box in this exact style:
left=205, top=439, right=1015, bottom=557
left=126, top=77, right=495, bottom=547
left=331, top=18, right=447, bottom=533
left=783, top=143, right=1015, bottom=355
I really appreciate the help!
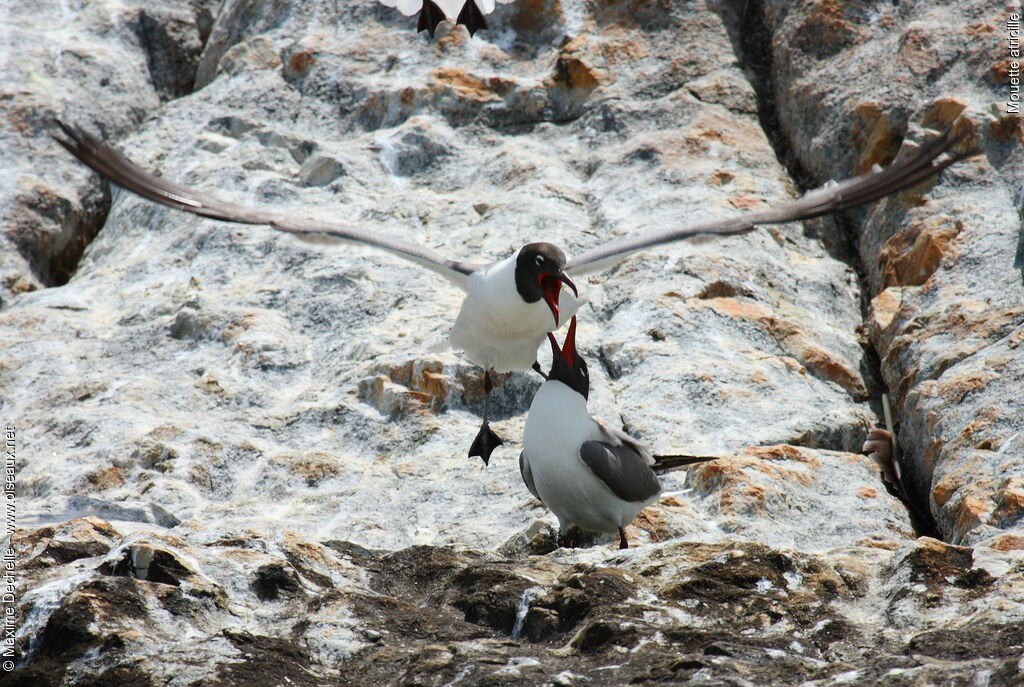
left=53, top=121, right=969, bottom=464
left=379, top=0, right=515, bottom=36
left=521, top=317, right=715, bottom=549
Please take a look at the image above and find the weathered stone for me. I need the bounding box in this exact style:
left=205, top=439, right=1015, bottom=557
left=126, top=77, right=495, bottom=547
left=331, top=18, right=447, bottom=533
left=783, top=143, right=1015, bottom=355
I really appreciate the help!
left=0, top=0, right=217, bottom=300
left=757, top=0, right=1024, bottom=549
left=4, top=0, right=1023, bottom=685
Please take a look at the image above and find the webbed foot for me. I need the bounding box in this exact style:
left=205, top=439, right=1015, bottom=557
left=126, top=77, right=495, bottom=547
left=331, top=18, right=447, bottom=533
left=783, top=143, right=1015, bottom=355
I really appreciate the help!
left=469, top=422, right=503, bottom=465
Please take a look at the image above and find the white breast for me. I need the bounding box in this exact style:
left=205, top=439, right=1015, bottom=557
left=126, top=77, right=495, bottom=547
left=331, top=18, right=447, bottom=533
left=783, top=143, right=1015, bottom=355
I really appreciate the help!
left=522, top=381, right=653, bottom=534
left=449, top=250, right=582, bottom=372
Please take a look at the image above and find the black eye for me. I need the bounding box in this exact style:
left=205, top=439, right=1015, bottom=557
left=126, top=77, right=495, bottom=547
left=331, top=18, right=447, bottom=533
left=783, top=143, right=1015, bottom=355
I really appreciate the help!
left=535, top=255, right=545, bottom=266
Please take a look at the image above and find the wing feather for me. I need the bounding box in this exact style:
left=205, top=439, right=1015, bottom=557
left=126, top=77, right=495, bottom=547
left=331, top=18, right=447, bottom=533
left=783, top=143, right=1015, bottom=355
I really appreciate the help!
left=568, top=125, right=972, bottom=273
left=579, top=425, right=660, bottom=503
left=53, top=120, right=477, bottom=289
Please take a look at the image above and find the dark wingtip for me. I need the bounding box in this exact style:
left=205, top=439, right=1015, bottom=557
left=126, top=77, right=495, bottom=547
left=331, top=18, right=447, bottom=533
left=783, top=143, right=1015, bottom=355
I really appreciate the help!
left=651, top=454, right=720, bottom=473
left=51, top=118, right=81, bottom=153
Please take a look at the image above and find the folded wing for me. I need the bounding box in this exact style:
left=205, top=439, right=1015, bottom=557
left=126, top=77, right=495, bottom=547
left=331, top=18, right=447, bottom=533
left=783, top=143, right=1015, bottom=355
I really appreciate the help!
left=519, top=451, right=541, bottom=501
left=579, top=425, right=660, bottom=503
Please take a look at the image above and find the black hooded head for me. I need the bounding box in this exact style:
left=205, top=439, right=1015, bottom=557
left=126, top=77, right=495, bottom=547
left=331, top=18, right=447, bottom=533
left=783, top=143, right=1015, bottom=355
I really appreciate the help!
left=546, top=316, right=589, bottom=400
left=515, top=242, right=578, bottom=326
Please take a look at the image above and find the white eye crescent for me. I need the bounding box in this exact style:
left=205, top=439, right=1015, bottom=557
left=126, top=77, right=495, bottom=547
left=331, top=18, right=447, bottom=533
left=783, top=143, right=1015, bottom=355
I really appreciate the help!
left=535, top=255, right=545, bottom=266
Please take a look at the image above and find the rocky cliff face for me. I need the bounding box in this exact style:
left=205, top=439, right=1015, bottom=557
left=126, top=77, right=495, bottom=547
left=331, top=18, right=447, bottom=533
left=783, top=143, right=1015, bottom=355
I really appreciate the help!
left=2, top=0, right=1022, bottom=685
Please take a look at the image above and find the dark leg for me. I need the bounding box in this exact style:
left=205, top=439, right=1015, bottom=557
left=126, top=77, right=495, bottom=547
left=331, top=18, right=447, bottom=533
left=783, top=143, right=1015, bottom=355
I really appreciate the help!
left=557, top=528, right=573, bottom=552
left=558, top=527, right=595, bottom=549
left=531, top=361, right=548, bottom=380
left=469, top=370, right=503, bottom=465
left=618, top=528, right=629, bottom=550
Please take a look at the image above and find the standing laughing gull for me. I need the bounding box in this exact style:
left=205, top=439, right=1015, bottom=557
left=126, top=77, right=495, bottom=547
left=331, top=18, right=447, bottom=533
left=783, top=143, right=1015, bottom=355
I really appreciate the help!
left=53, top=122, right=970, bottom=464
left=521, top=317, right=715, bottom=549
left=379, top=0, right=515, bottom=36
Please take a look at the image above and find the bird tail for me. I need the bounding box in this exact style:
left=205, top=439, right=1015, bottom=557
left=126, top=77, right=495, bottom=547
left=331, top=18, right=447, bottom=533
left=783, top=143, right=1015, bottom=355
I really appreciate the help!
left=652, top=454, right=719, bottom=472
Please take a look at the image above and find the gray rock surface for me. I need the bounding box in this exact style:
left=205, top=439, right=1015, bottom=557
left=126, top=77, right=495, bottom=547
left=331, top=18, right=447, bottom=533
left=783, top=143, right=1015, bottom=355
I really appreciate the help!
left=0, top=0, right=218, bottom=299
left=759, top=0, right=1024, bottom=548
left=2, top=0, right=1022, bottom=684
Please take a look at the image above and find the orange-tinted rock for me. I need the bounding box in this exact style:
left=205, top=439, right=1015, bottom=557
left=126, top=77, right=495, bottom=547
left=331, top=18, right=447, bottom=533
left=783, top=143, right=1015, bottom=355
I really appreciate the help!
left=727, top=194, right=768, bottom=210
left=4, top=274, right=37, bottom=294
left=936, top=371, right=1000, bottom=404
left=851, top=101, right=899, bottom=173
left=546, top=37, right=605, bottom=93
left=629, top=508, right=672, bottom=543
left=989, top=479, right=1024, bottom=527
left=359, top=375, right=435, bottom=418
left=288, top=50, right=315, bottom=75
left=793, top=0, right=871, bottom=56
left=879, top=217, right=962, bottom=287
left=867, top=287, right=905, bottom=340
left=992, top=534, right=1024, bottom=551
left=507, top=0, right=561, bottom=34
left=932, top=478, right=958, bottom=507
left=285, top=452, right=343, bottom=485
left=431, top=67, right=515, bottom=102
left=988, top=113, right=1024, bottom=142
left=15, top=517, right=122, bottom=570
left=85, top=466, right=125, bottom=489
left=694, top=297, right=866, bottom=398
left=990, top=59, right=1015, bottom=83
left=954, top=496, right=989, bottom=537
left=922, top=98, right=968, bottom=129
left=898, top=26, right=942, bottom=77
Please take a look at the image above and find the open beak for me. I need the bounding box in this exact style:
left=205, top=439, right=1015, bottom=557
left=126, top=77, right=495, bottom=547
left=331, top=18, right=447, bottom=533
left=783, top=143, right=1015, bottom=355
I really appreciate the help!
left=537, top=272, right=578, bottom=326
left=546, top=316, right=577, bottom=368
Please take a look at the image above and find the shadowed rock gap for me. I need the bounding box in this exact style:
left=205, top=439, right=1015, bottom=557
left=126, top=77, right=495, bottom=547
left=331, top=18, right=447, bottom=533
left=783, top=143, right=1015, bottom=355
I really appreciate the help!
left=10, top=179, right=112, bottom=289
left=130, top=4, right=218, bottom=101
left=39, top=4, right=220, bottom=290
left=716, top=0, right=942, bottom=540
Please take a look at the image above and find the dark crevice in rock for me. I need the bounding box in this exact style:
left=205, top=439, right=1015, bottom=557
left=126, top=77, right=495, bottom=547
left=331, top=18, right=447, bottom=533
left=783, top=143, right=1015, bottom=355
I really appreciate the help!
left=729, top=0, right=859, bottom=262
left=128, top=6, right=210, bottom=102
left=718, top=0, right=942, bottom=540
left=895, top=479, right=943, bottom=540
left=8, top=179, right=111, bottom=288
left=23, top=3, right=220, bottom=294
left=1015, top=215, right=1024, bottom=285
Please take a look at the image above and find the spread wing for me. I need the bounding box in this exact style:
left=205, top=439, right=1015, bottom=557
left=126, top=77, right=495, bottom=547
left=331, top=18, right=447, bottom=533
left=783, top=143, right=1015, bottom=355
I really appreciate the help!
left=568, top=125, right=972, bottom=274
left=53, top=120, right=480, bottom=289
left=578, top=424, right=660, bottom=503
